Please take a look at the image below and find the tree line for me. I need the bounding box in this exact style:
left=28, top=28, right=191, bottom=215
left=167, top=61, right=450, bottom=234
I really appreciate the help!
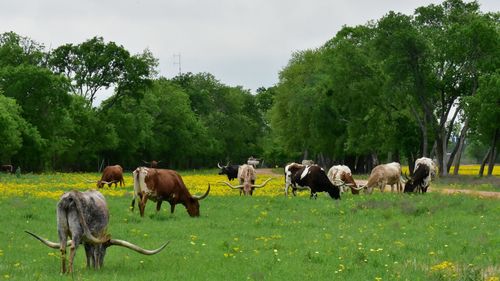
left=0, top=0, right=498, bottom=175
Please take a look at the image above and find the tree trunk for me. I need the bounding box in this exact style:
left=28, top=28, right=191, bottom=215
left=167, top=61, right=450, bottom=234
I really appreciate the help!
left=452, top=138, right=466, bottom=176
left=478, top=148, right=490, bottom=177
left=487, top=128, right=499, bottom=176
left=449, top=120, right=469, bottom=175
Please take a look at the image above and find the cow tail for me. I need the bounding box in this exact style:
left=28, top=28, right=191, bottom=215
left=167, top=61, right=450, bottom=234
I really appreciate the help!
left=68, top=191, right=108, bottom=243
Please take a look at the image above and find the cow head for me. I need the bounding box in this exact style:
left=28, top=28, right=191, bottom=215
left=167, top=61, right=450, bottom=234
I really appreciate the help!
left=217, top=162, right=230, bottom=175
left=186, top=185, right=211, bottom=217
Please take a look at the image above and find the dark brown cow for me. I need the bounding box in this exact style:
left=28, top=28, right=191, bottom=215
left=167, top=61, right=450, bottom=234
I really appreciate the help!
left=132, top=167, right=210, bottom=217
left=1, top=164, right=13, bottom=173
left=94, top=165, right=124, bottom=189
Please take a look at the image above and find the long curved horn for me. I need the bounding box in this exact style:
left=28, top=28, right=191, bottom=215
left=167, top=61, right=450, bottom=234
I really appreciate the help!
left=330, top=179, right=345, bottom=186
left=193, top=184, right=211, bottom=200
left=217, top=162, right=223, bottom=169
left=25, top=230, right=71, bottom=249
left=252, top=177, right=274, bottom=189
left=142, top=160, right=150, bottom=164
left=86, top=180, right=98, bottom=183
left=218, top=181, right=243, bottom=189
left=350, top=185, right=364, bottom=191
left=108, top=239, right=169, bottom=255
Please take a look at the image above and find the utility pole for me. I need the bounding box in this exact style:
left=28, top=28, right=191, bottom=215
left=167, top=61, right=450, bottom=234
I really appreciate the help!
left=173, top=53, right=182, bottom=76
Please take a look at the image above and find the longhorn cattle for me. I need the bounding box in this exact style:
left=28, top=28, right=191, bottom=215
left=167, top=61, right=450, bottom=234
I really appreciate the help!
left=143, top=160, right=161, bottom=168
left=404, top=157, right=436, bottom=193
left=92, top=165, right=124, bottom=189
left=132, top=167, right=210, bottom=217
left=362, top=162, right=403, bottom=194
left=26, top=190, right=168, bottom=273
left=284, top=162, right=308, bottom=196
left=285, top=163, right=341, bottom=199
left=327, top=165, right=362, bottom=194
left=218, top=164, right=273, bottom=196
left=1, top=164, right=13, bottom=173
left=217, top=163, right=240, bottom=181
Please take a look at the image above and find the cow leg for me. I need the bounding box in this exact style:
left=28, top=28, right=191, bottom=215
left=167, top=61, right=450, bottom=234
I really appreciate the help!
left=130, top=198, right=135, bottom=212
left=68, top=238, right=80, bottom=273
left=292, top=187, right=297, bottom=196
left=156, top=201, right=163, bottom=213
left=139, top=196, right=148, bottom=217
left=84, top=244, right=93, bottom=269
left=60, top=242, right=67, bottom=274
left=170, top=203, right=176, bottom=214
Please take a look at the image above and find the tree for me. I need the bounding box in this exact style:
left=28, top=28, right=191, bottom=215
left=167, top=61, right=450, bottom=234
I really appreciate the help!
left=49, top=36, right=157, bottom=107
left=0, top=65, right=73, bottom=170
left=0, top=32, right=45, bottom=67
left=465, top=72, right=500, bottom=176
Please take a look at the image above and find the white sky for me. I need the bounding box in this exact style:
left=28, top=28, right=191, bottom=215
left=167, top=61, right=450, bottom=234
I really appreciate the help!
left=1, top=0, right=499, bottom=95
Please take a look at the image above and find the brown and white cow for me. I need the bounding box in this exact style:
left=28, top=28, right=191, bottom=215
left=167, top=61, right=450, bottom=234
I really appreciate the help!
left=92, top=165, right=125, bottom=189
left=327, top=165, right=362, bottom=195
left=218, top=164, right=273, bottom=196
left=362, top=162, right=403, bottom=194
left=132, top=167, right=210, bottom=217
left=26, top=190, right=168, bottom=273
left=285, top=163, right=341, bottom=199
left=404, top=157, right=436, bottom=193
left=284, top=162, right=308, bottom=196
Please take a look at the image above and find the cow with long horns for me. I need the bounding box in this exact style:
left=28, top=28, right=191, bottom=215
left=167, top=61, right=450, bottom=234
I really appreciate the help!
left=217, top=162, right=240, bottom=181
left=26, top=190, right=168, bottom=273
left=219, top=164, right=273, bottom=196
left=132, top=167, right=210, bottom=217
left=288, top=164, right=341, bottom=199
left=327, top=165, right=363, bottom=195
left=404, top=157, right=436, bottom=193
left=361, top=162, right=403, bottom=194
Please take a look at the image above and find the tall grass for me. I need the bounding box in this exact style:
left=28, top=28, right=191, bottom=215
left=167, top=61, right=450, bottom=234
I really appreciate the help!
left=0, top=177, right=499, bottom=280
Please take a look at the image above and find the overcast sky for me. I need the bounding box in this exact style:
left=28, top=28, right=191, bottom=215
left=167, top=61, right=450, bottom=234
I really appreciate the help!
left=1, top=0, right=499, bottom=95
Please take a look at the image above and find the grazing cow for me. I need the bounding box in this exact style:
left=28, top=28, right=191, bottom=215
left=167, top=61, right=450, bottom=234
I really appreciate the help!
left=362, top=162, right=403, bottom=194
left=26, top=190, right=168, bottom=273
left=286, top=164, right=341, bottom=199
left=143, top=160, right=161, bottom=168
left=327, top=165, right=363, bottom=195
left=219, top=164, right=273, bottom=196
left=132, top=167, right=210, bottom=217
left=217, top=162, right=240, bottom=181
left=92, top=165, right=124, bottom=189
left=1, top=164, right=13, bottom=173
left=415, top=157, right=437, bottom=180
left=284, top=162, right=308, bottom=196
left=404, top=164, right=430, bottom=193
left=404, top=157, right=436, bottom=193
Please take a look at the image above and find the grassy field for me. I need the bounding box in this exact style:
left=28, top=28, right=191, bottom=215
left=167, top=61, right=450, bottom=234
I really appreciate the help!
left=0, top=171, right=499, bottom=281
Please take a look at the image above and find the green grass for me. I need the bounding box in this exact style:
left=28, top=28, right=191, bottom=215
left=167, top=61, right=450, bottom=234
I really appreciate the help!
left=0, top=192, right=499, bottom=280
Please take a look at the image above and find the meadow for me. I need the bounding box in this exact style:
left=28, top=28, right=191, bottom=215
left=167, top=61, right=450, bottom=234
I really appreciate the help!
left=0, top=168, right=499, bottom=281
